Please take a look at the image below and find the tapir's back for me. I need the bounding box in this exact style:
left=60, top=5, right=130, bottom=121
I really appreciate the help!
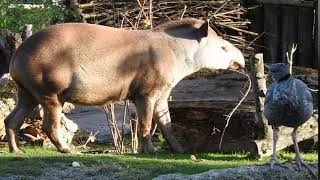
left=11, top=23, right=149, bottom=69
left=9, top=23, right=176, bottom=105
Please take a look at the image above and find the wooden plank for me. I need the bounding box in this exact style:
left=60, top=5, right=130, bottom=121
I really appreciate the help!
left=168, top=99, right=255, bottom=112
left=297, top=7, right=314, bottom=67
left=280, top=6, right=298, bottom=64
left=256, top=0, right=314, bottom=7
left=263, top=4, right=280, bottom=63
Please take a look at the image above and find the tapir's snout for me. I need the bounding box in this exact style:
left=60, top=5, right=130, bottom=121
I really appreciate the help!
left=229, top=49, right=245, bottom=70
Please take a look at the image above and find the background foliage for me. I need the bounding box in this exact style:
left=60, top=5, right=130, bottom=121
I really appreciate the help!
left=0, top=0, right=79, bottom=32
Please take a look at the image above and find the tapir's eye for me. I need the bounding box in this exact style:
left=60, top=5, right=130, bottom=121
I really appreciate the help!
left=221, top=46, right=227, bottom=52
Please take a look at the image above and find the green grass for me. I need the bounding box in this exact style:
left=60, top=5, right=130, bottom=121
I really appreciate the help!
left=0, top=145, right=318, bottom=179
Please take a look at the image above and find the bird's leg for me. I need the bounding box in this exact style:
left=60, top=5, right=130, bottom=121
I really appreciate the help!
left=292, top=127, right=305, bottom=169
left=270, top=126, right=279, bottom=169
left=292, top=127, right=317, bottom=178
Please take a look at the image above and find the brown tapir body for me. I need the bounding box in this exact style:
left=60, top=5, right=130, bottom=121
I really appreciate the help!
left=5, top=18, right=245, bottom=153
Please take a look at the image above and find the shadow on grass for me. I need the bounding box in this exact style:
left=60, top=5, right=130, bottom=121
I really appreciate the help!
left=123, top=151, right=253, bottom=161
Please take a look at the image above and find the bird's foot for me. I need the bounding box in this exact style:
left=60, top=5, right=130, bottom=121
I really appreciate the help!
left=294, top=156, right=317, bottom=179
left=294, top=156, right=307, bottom=170
left=269, top=158, right=277, bottom=170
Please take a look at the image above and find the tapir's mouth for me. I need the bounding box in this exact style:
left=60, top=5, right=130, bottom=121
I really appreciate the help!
left=229, top=62, right=242, bottom=70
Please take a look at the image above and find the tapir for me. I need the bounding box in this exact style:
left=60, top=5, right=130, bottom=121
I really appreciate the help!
left=5, top=18, right=245, bottom=153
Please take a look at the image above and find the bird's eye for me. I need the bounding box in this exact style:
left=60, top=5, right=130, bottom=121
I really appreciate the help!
left=221, top=46, right=227, bottom=52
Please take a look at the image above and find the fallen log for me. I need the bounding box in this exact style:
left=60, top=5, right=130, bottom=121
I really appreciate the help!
left=168, top=65, right=318, bottom=158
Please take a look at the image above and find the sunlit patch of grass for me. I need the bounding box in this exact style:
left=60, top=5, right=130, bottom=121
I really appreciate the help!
left=0, top=145, right=317, bottom=178
left=276, top=150, right=318, bottom=163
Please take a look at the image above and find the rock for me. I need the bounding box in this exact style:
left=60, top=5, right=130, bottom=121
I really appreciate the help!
left=0, top=75, right=16, bottom=139
left=111, top=163, right=126, bottom=171
left=0, top=112, right=5, bottom=140
left=60, top=114, right=79, bottom=144
left=72, top=161, right=81, bottom=167
left=0, top=75, right=79, bottom=145
left=153, top=162, right=318, bottom=180
left=62, top=102, right=75, bottom=114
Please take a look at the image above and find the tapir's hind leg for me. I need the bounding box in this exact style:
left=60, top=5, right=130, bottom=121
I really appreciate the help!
left=41, top=95, right=70, bottom=153
left=5, top=86, right=38, bottom=153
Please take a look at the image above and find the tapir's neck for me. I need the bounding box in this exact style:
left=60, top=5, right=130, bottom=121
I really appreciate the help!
left=162, top=33, right=201, bottom=82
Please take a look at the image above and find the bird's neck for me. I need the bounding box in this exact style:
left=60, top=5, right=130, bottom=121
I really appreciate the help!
left=277, top=73, right=291, bottom=82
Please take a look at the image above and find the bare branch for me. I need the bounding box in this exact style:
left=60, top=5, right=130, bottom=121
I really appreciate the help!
left=219, top=70, right=252, bottom=150
left=286, top=43, right=298, bottom=74
left=180, top=5, right=187, bottom=20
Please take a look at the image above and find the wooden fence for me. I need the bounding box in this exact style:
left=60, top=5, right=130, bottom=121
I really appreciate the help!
left=245, top=0, right=318, bottom=68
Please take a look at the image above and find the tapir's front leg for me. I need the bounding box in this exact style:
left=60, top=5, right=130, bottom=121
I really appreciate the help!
left=153, top=94, right=184, bottom=153
left=134, top=97, right=155, bottom=153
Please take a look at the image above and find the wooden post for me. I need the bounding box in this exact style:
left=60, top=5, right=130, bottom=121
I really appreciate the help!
left=296, top=6, right=314, bottom=67
left=250, top=53, right=271, bottom=140
left=281, top=6, right=298, bottom=63
left=263, top=5, right=280, bottom=63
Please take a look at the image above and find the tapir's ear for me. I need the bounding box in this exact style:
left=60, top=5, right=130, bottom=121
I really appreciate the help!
left=199, top=19, right=210, bottom=38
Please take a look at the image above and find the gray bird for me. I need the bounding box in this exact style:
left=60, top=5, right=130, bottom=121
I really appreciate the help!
left=264, top=63, right=314, bottom=171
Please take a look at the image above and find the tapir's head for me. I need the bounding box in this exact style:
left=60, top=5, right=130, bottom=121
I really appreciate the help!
left=194, top=20, right=245, bottom=70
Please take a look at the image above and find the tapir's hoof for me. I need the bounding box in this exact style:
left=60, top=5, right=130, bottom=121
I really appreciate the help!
left=169, top=143, right=185, bottom=153
left=141, top=144, right=155, bottom=154
left=173, top=146, right=185, bottom=153
left=60, top=148, right=71, bottom=153
left=142, top=149, right=155, bottom=154
left=10, top=149, right=24, bottom=154
left=69, top=147, right=82, bottom=154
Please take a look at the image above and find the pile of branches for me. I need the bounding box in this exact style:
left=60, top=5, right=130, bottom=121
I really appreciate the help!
left=70, top=0, right=259, bottom=58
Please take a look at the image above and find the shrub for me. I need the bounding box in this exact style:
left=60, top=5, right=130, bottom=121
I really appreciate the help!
left=0, top=0, right=79, bottom=33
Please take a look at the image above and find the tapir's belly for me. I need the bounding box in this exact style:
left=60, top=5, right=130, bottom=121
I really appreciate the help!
left=61, top=69, right=133, bottom=105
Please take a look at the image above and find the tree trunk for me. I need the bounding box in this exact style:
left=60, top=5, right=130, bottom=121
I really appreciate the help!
left=249, top=53, right=271, bottom=140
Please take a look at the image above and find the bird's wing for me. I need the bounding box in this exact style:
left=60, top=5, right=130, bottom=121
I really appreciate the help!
left=264, top=83, right=276, bottom=106
left=294, top=79, right=313, bottom=106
